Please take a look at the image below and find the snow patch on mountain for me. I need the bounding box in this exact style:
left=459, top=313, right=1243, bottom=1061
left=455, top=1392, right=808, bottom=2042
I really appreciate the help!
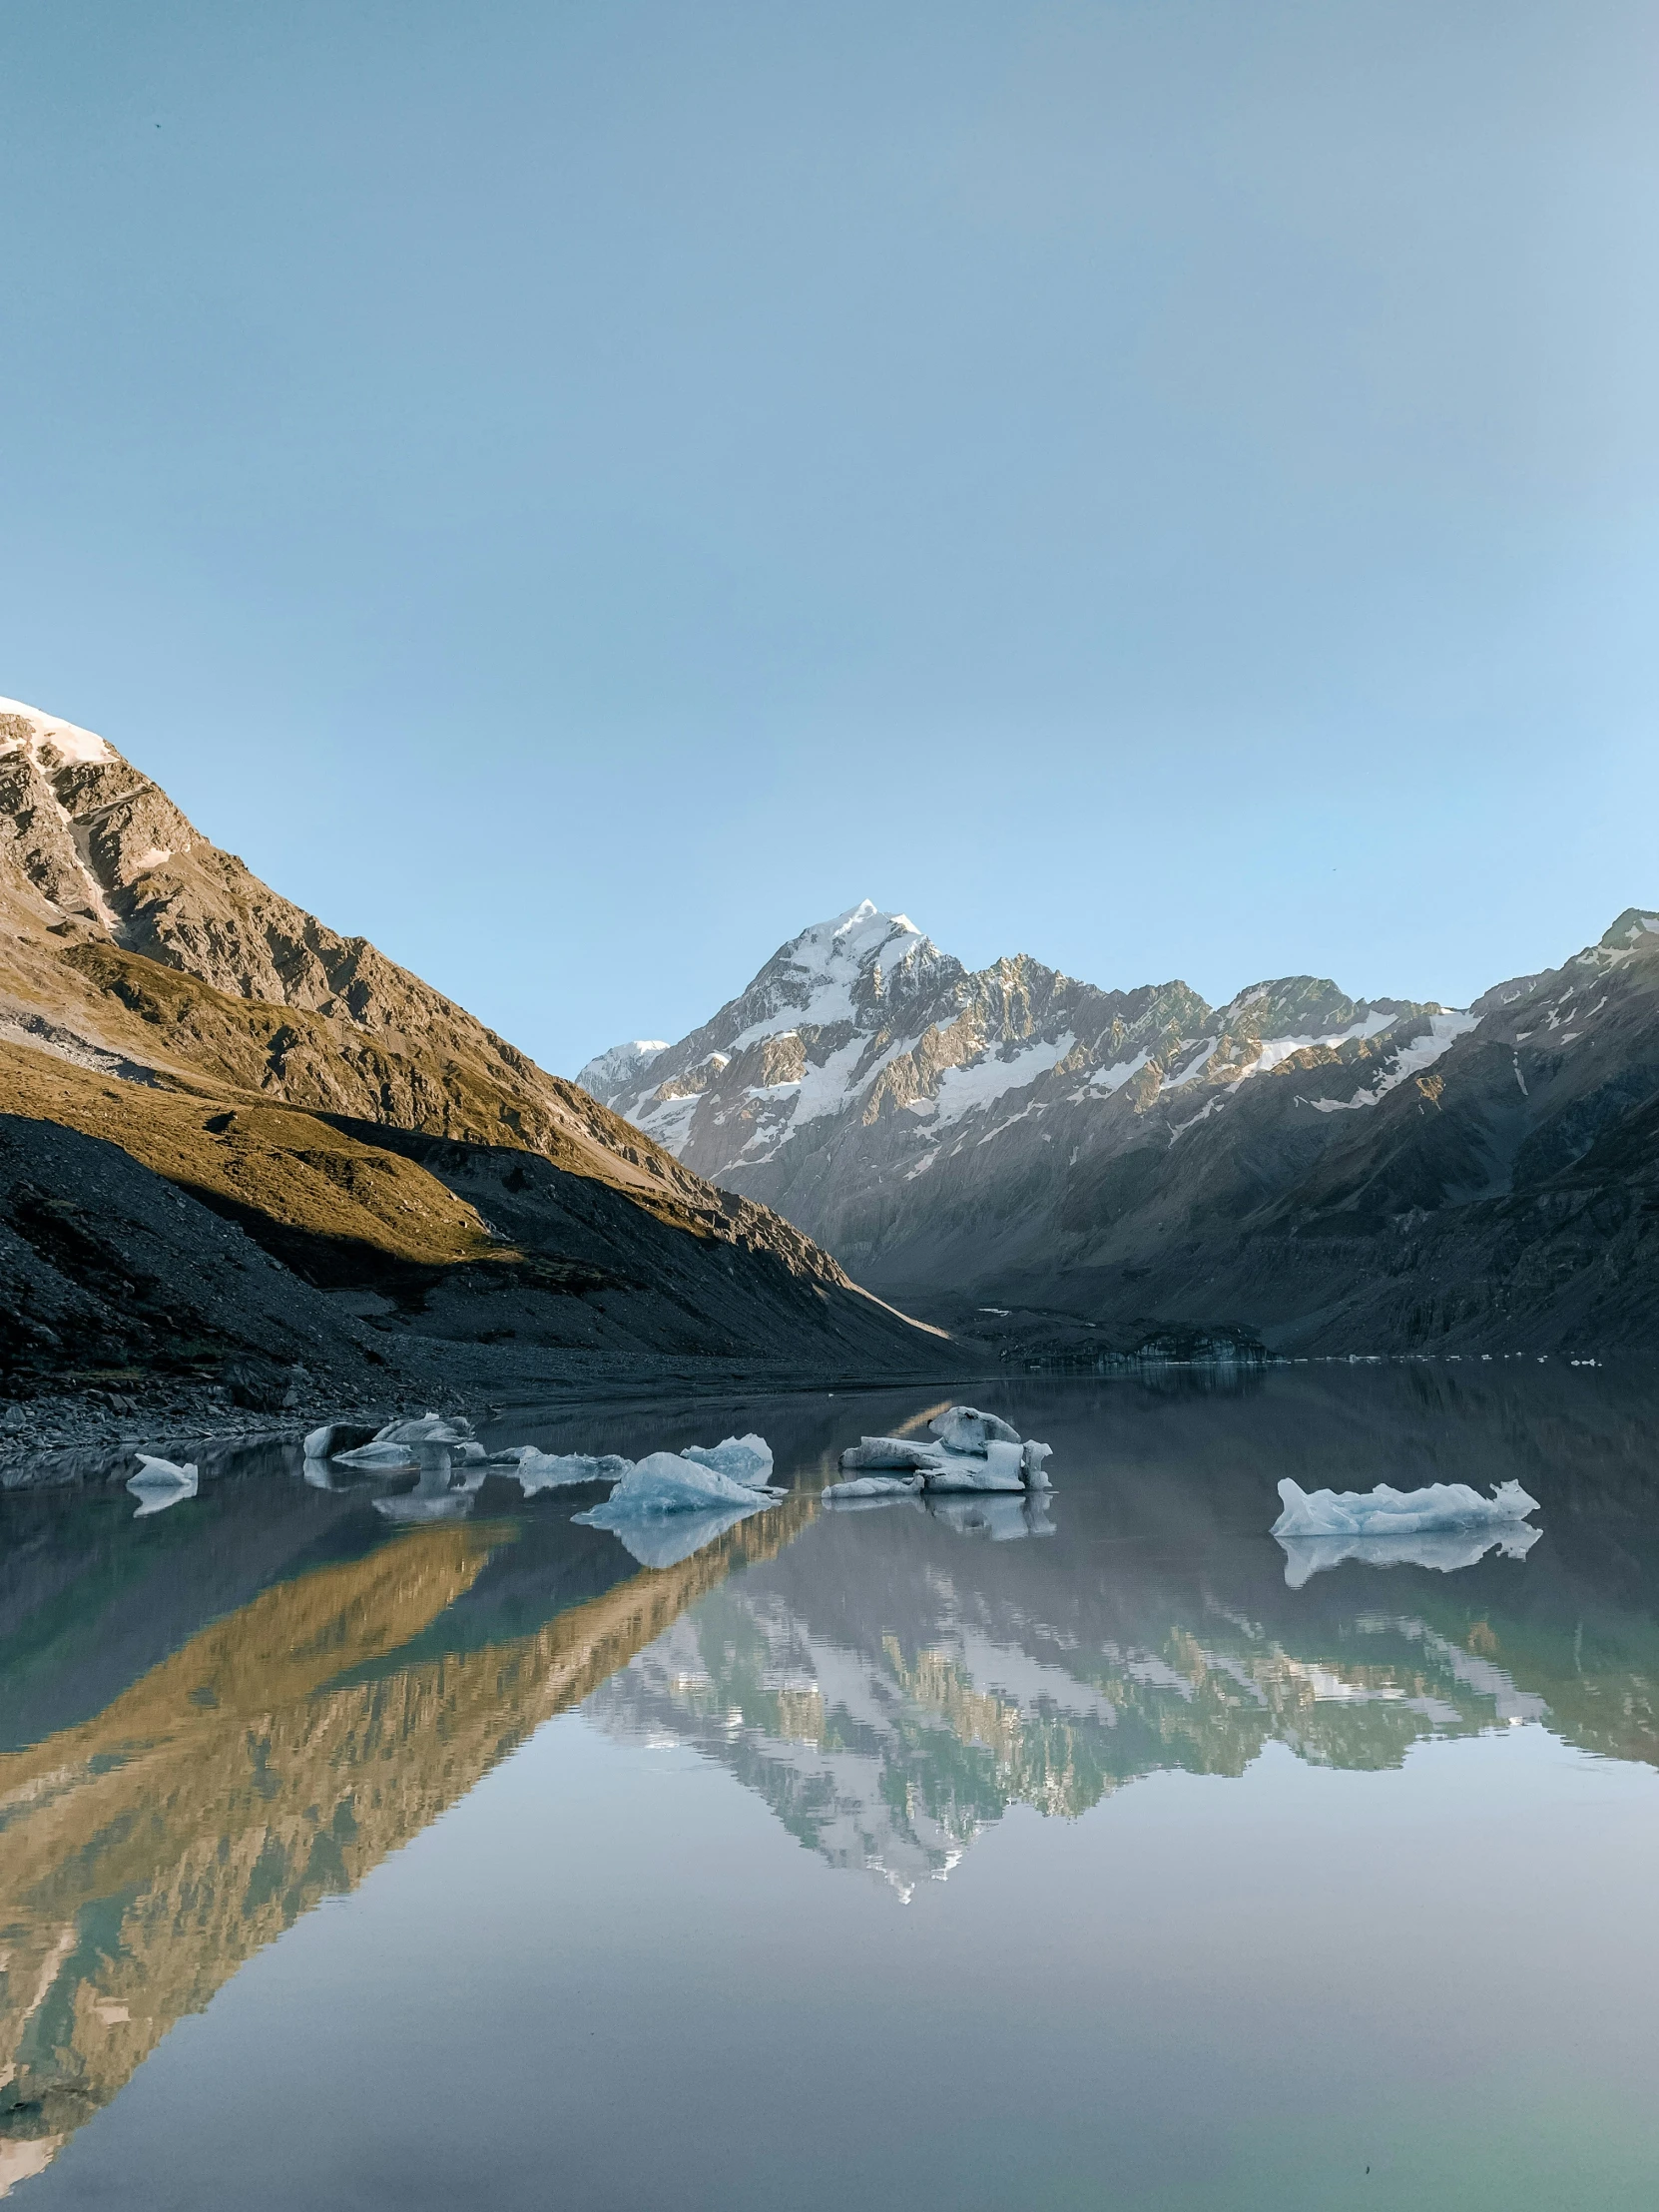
left=934, top=1033, right=1076, bottom=1127
left=0, top=696, right=115, bottom=767
left=576, top=1038, right=668, bottom=1097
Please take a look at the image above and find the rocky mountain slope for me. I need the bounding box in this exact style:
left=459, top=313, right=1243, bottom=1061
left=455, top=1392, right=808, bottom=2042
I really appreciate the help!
left=581, top=901, right=1659, bottom=1356
left=0, top=701, right=955, bottom=1406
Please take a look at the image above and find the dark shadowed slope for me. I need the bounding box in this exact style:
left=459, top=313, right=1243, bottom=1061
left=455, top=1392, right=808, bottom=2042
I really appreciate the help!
left=0, top=701, right=958, bottom=1400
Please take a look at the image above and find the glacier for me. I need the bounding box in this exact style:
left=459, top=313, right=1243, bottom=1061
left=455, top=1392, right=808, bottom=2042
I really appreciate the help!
left=1272, top=1477, right=1540, bottom=1539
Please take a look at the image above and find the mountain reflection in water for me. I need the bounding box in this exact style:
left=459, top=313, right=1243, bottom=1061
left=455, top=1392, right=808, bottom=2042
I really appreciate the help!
left=4, top=1367, right=1659, bottom=2196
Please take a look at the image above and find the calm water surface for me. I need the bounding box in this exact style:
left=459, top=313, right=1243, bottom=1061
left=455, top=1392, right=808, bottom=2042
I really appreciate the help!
left=4, top=1368, right=1659, bottom=2209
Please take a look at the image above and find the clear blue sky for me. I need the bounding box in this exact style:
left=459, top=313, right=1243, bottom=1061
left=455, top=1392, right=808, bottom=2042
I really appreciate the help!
left=3, top=0, right=1656, bottom=1072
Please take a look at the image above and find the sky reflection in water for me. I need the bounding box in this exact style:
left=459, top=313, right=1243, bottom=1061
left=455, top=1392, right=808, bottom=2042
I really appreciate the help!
left=4, top=1367, right=1659, bottom=2208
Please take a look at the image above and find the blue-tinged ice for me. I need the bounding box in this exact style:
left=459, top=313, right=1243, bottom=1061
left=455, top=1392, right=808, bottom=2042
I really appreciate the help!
left=514, top=1448, right=631, bottom=1496
left=574, top=1449, right=784, bottom=1525
left=680, top=1433, right=775, bottom=1488
left=1272, top=1477, right=1540, bottom=1539
left=127, top=1453, right=198, bottom=1517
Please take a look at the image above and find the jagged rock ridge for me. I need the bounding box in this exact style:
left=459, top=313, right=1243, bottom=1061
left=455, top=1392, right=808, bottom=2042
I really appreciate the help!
left=0, top=702, right=955, bottom=1394
left=582, top=900, right=1659, bottom=1355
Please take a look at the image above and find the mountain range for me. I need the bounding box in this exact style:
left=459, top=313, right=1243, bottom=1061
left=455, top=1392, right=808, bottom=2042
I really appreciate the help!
left=580, top=898, right=1659, bottom=1358
left=0, top=700, right=953, bottom=1411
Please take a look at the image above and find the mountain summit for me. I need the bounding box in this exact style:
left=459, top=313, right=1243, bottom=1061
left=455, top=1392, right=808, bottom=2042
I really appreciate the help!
left=583, top=900, right=1659, bottom=1356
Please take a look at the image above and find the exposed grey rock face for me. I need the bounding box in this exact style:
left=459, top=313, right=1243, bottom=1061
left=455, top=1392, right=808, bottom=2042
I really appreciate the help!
left=582, top=899, right=1448, bottom=1289
left=584, top=900, right=1659, bottom=1354
left=0, top=702, right=962, bottom=1398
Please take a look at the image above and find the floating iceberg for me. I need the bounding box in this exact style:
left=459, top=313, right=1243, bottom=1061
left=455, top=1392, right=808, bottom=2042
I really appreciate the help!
left=127, top=1453, right=199, bottom=1517
left=302, top=1420, right=377, bottom=1459
left=837, top=1437, right=946, bottom=1472
left=372, top=1410, right=474, bottom=1447
left=1277, top=1522, right=1542, bottom=1589
left=929, top=1406, right=1021, bottom=1452
left=514, top=1448, right=632, bottom=1496
left=1272, top=1477, right=1540, bottom=1539
left=574, top=1450, right=784, bottom=1525
left=835, top=1407, right=1054, bottom=1497
left=824, top=1473, right=927, bottom=1500
left=331, top=1438, right=424, bottom=1469
left=923, top=1438, right=1028, bottom=1492
left=681, top=1433, right=775, bottom=1488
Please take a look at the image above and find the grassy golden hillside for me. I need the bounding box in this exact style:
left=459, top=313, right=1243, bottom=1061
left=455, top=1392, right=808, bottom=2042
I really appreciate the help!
left=0, top=1041, right=500, bottom=1273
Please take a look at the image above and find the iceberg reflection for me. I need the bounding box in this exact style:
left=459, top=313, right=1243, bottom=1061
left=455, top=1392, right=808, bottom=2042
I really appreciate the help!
left=1277, top=1521, right=1543, bottom=1588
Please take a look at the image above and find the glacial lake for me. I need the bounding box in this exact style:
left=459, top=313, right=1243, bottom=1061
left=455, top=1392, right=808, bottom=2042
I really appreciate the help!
left=5, top=1366, right=1659, bottom=2209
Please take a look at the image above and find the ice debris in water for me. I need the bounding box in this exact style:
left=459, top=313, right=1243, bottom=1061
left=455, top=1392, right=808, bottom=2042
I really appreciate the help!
left=127, top=1453, right=199, bottom=1517
left=826, top=1473, right=927, bottom=1499
left=1277, top=1522, right=1542, bottom=1589
left=1272, top=1477, right=1540, bottom=1539
left=827, top=1406, right=1054, bottom=1502
left=513, top=1448, right=632, bottom=1496
left=575, top=1450, right=784, bottom=1526
left=680, top=1433, right=774, bottom=1487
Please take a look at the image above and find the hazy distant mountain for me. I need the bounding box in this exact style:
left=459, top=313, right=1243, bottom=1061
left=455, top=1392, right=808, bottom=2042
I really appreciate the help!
left=0, top=703, right=954, bottom=1399
left=581, top=899, right=1659, bottom=1356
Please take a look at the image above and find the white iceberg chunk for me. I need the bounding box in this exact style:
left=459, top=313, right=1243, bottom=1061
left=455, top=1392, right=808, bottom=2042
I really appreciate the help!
left=372, top=1410, right=474, bottom=1446
left=1277, top=1522, right=1542, bottom=1589
left=574, top=1449, right=783, bottom=1523
left=516, top=1448, right=632, bottom=1496
left=1021, top=1440, right=1053, bottom=1489
left=929, top=1405, right=1022, bottom=1453
left=838, top=1436, right=946, bottom=1472
left=681, top=1433, right=775, bottom=1488
left=1272, top=1477, right=1540, bottom=1539
left=824, top=1473, right=927, bottom=1500
left=332, top=1438, right=422, bottom=1469
left=127, top=1453, right=199, bottom=1517
left=923, top=1439, right=1027, bottom=1493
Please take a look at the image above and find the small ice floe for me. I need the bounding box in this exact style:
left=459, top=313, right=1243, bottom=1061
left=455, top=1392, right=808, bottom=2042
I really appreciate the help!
left=1272, top=1477, right=1539, bottom=1540
left=1278, top=1523, right=1542, bottom=1590
left=924, top=1439, right=1027, bottom=1493
left=824, top=1473, right=928, bottom=1501
left=681, top=1433, right=774, bottom=1487
left=834, top=1407, right=1054, bottom=1499
left=513, top=1448, right=633, bottom=1496
left=302, top=1420, right=378, bottom=1460
left=127, top=1453, right=199, bottom=1517
left=333, top=1411, right=475, bottom=1467
left=574, top=1451, right=784, bottom=1529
